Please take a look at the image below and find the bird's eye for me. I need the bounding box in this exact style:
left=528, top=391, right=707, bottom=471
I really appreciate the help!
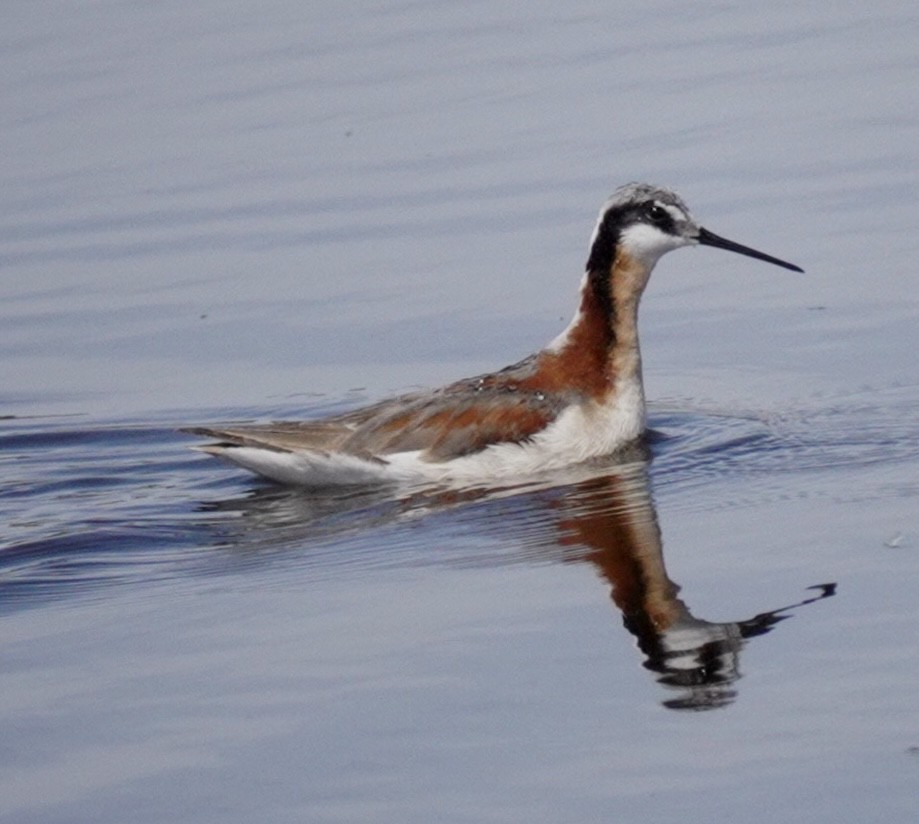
left=645, top=203, right=669, bottom=225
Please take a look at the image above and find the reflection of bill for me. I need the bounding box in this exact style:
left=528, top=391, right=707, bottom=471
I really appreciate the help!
left=554, top=461, right=836, bottom=711
left=199, top=453, right=835, bottom=711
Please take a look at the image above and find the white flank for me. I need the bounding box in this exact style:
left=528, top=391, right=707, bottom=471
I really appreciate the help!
left=201, top=446, right=393, bottom=486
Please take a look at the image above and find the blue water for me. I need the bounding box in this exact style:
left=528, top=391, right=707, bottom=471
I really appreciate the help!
left=2, top=2, right=918, bottom=822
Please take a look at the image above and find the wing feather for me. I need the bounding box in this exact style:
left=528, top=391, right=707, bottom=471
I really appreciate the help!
left=184, top=381, right=570, bottom=463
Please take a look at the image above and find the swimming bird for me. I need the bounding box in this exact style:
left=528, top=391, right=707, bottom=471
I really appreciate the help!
left=186, top=183, right=802, bottom=486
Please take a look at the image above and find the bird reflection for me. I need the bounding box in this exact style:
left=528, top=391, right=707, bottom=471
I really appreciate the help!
left=549, top=464, right=835, bottom=710
left=198, top=451, right=834, bottom=711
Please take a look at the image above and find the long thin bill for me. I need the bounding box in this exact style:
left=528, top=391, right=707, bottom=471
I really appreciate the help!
left=697, top=227, right=804, bottom=272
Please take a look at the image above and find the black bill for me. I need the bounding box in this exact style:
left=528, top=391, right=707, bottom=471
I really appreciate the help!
left=697, top=227, right=803, bottom=273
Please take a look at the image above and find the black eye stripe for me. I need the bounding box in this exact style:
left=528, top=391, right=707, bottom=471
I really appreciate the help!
left=586, top=199, right=682, bottom=273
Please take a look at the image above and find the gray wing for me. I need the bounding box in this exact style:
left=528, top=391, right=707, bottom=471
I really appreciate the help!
left=185, top=379, right=571, bottom=462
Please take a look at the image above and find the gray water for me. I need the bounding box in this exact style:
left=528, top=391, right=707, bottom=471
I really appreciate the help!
left=2, top=2, right=918, bottom=822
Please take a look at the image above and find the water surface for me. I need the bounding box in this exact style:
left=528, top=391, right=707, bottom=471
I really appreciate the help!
left=2, top=2, right=918, bottom=822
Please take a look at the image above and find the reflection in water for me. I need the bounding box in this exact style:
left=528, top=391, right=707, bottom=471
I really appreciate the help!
left=552, top=467, right=835, bottom=710
left=199, top=453, right=835, bottom=711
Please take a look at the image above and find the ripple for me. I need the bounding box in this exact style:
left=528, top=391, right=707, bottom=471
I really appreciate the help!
left=649, top=383, right=919, bottom=511
left=0, top=414, right=234, bottom=610
left=2, top=385, right=917, bottom=606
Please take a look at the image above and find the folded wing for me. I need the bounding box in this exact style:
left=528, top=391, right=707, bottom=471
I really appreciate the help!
left=185, top=384, right=568, bottom=463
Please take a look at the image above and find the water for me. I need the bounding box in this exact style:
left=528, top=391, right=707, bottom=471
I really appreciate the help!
left=2, top=2, right=918, bottom=822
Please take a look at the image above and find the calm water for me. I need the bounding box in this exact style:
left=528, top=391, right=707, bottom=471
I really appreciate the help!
left=2, top=2, right=918, bottom=822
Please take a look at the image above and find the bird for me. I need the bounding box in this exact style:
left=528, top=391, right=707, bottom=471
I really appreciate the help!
left=185, top=183, right=803, bottom=487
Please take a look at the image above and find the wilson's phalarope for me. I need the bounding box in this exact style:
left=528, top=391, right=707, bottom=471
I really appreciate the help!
left=186, top=183, right=802, bottom=486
